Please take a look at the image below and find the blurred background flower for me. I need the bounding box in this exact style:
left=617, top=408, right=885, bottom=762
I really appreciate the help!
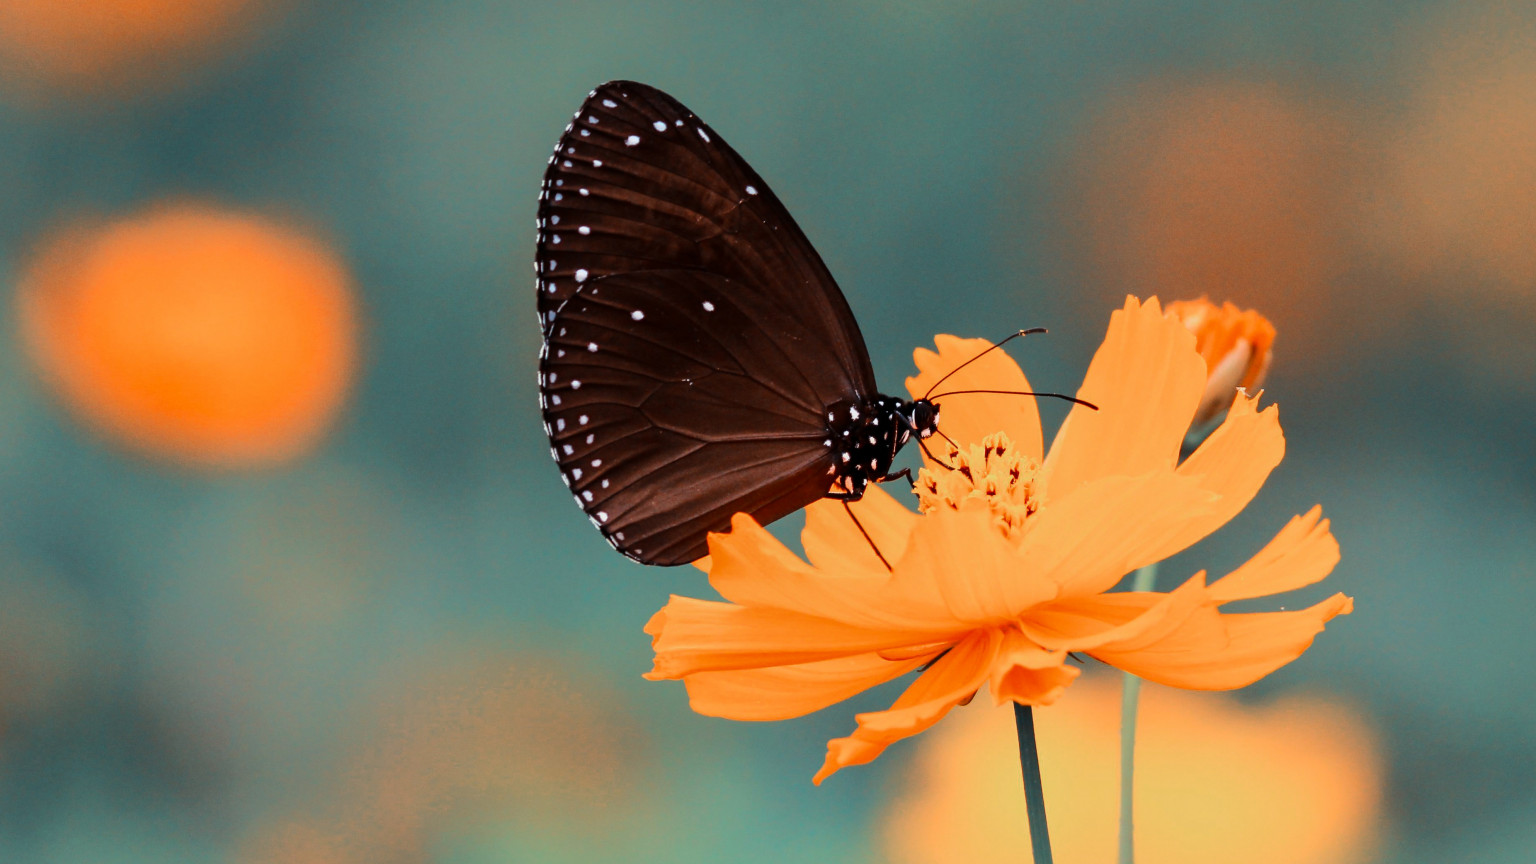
left=883, top=675, right=1382, bottom=864
left=17, top=202, right=357, bottom=468
left=0, top=0, right=288, bottom=102
left=0, top=2, right=1531, bottom=862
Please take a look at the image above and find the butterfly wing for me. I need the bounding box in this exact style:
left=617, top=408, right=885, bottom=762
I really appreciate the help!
left=540, top=269, right=843, bottom=565
left=534, top=80, right=876, bottom=399
left=534, top=82, right=881, bottom=565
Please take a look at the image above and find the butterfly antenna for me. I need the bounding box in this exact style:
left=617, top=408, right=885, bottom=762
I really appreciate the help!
left=921, top=328, right=1047, bottom=400
left=928, top=388, right=1099, bottom=411
left=843, top=500, right=892, bottom=571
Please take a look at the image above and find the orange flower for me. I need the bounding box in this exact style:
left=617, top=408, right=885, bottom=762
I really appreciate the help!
left=644, top=296, right=1351, bottom=784
left=882, top=677, right=1382, bottom=864
left=0, top=0, right=279, bottom=99
left=18, top=202, right=358, bottom=468
left=1167, top=297, right=1276, bottom=427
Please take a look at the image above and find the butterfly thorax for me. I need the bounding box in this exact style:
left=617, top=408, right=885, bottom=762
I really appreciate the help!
left=824, top=395, right=940, bottom=497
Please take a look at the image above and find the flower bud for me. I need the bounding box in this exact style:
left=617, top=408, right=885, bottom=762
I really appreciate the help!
left=1167, top=298, right=1275, bottom=427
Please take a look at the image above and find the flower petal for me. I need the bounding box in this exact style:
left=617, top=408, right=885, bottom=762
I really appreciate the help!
left=1018, top=469, right=1218, bottom=598
left=1135, top=391, right=1287, bottom=562
left=704, top=513, right=900, bottom=628
left=813, top=628, right=1002, bottom=784
left=988, top=628, right=1080, bottom=706
left=890, top=501, right=1058, bottom=627
left=1091, top=593, right=1354, bottom=690
left=1040, top=296, right=1206, bottom=501
left=645, top=596, right=927, bottom=678
left=906, top=334, right=1044, bottom=463
left=1021, top=570, right=1213, bottom=651
left=802, top=483, right=918, bottom=577
left=683, top=651, right=935, bottom=721
left=1210, top=505, right=1340, bottom=604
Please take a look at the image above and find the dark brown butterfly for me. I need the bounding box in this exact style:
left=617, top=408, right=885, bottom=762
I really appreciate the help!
left=534, top=81, right=941, bottom=566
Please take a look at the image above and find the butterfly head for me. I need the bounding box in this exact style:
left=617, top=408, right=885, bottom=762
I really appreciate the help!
left=902, top=399, right=940, bottom=441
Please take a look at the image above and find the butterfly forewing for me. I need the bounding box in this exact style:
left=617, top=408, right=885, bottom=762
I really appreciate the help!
left=540, top=269, right=845, bottom=565
left=534, top=81, right=876, bottom=393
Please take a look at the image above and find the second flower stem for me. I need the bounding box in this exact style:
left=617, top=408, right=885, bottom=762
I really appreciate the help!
left=1118, top=561, right=1159, bottom=864
left=1013, top=702, right=1054, bottom=864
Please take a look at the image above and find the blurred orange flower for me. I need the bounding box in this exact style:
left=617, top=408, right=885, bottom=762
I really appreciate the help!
left=18, top=202, right=358, bottom=468
left=883, top=676, right=1382, bottom=864
left=1166, top=297, right=1276, bottom=427
left=645, top=297, right=1351, bottom=783
left=0, top=0, right=279, bottom=99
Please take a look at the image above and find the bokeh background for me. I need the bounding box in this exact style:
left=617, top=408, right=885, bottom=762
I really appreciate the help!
left=0, top=1, right=1532, bottom=862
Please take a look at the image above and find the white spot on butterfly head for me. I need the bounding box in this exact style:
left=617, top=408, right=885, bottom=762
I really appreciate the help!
left=652, top=121, right=667, bottom=132
left=575, top=268, right=588, bottom=282
left=746, top=185, right=758, bottom=195
left=578, top=226, right=591, bottom=235
left=631, top=310, right=644, bottom=321
left=625, top=135, right=640, bottom=146
left=702, top=301, right=715, bottom=312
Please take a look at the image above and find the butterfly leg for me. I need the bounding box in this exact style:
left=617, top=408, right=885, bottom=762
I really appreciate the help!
left=878, top=467, right=916, bottom=489
left=838, top=498, right=892, bottom=571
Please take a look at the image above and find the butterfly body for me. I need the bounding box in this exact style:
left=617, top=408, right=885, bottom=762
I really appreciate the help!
left=535, top=81, right=935, bottom=565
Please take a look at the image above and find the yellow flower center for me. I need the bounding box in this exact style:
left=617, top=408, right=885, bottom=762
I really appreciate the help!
left=915, top=432, right=1040, bottom=538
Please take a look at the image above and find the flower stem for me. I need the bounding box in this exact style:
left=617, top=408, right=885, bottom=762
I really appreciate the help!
left=1013, top=702, right=1054, bottom=864
left=1118, top=561, right=1159, bottom=864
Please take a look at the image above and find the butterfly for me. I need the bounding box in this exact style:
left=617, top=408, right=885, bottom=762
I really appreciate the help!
left=535, top=81, right=1012, bottom=566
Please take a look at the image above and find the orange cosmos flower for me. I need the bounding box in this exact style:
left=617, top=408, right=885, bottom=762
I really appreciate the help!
left=1167, top=297, right=1276, bottom=427
left=644, top=296, right=1351, bottom=784
left=883, top=677, right=1381, bottom=864
left=18, top=203, right=358, bottom=468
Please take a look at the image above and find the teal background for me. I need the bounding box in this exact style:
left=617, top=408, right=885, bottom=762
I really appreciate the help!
left=1, top=1, right=1533, bottom=861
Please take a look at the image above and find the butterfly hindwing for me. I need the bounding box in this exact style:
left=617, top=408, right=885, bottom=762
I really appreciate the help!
left=540, top=269, right=843, bottom=565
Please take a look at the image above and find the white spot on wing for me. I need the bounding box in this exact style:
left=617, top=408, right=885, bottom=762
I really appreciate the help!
left=591, top=458, right=602, bottom=467
left=579, top=188, right=590, bottom=196
left=625, top=135, right=640, bottom=146
left=601, top=100, right=616, bottom=108
left=563, top=444, right=574, bottom=455
left=631, top=310, right=644, bottom=321
left=578, top=226, right=591, bottom=235
left=746, top=185, right=758, bottom=195
left=702, top=301, right=715, bottom=312
left=575, top=268, right=588, bottom=282
left=697, top=127, right=711, bottom=143
left=652, top=121, right=667, bottom=132
left=587, top=341, right=598, bottom=352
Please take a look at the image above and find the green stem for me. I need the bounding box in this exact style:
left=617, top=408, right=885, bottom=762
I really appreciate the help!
left=1118, top=562, right=1159, bottom=864
left=1013, top=702, right=1054, bottom=864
